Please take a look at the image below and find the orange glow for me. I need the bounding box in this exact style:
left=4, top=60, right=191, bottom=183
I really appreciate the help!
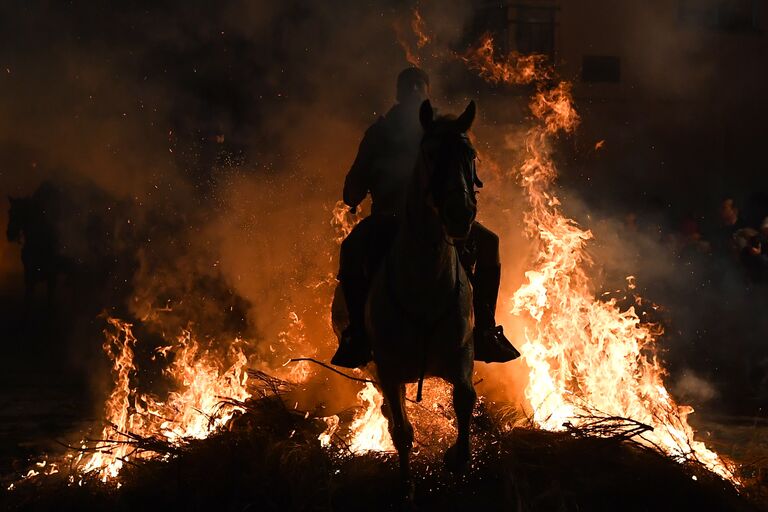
left=331, top=199, right=364, bottom=245
left=411, top=9, right=429, bottom=49
left=394, top=9, right=429, bottom=66
left=347, top=382, right=394, bottom=453
left=20, top=17, right=737, bottom=490
left=462, top=34, right=551, bottom=86
left=78, top=318, right=250, bottom=482
left=334, top=379, right=456, bottom=454
left=464, top=36, right=735, bottom=482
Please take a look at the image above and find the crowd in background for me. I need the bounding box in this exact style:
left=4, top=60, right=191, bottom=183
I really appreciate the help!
left=645, top=195, right=768, bottom=286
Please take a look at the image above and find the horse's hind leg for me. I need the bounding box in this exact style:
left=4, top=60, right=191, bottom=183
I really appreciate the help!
left=379, top=379, right=414, bottom=502
left=445, top=366, right=476, bottom=473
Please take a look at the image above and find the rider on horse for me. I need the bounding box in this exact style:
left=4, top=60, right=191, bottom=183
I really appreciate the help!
left=331, top=67, right=519, bottom=368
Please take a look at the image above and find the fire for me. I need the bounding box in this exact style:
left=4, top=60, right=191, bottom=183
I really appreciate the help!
left=79, top=318, right=250, bottom=481
left=462, top=34, right=550, bottom=86
left=331, top=31, right=736, bottom=482
left=14, top=16, right=737, bottom=491
left=394, top=8, right=429, bottom=67
left=275, top=311, right=315, bottom=384
left=347, top=382, right=394, bottom=453
left=339, top=380, right=457, bottom=455
left=331, top=199, right=364, bottom=244
left=411, top=9, right=429, bottom=49
left=463, top=36, right=735, bottom=481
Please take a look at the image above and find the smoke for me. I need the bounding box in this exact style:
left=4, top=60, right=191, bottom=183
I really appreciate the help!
left=0, top=1, right=498, bottom=415
left=673, top=370, right=719, bottom=405
left=3, top=0, right=763, bottom=424
left=548, top=182, right=768, bottom=415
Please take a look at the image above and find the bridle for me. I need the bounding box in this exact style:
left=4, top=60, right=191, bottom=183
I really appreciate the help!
left=420, top=132, right=481, bottom=246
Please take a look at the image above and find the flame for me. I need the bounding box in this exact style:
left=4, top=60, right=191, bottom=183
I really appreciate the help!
left=328, top=379, right=457, bottom=455
left=462, top=34, right=551, bottom=86
left=318, top=415, right=340, bottom=448
left=18, top=17, right=737, bottom=490
left=326, top=201, right=394, bottom=454
left=394, top=9, right=428, bottom=66
left=79, top=318, right=250, bottom=481
left=347, top=382, right=395, bottom=453
left=464, top=36, right=735, bottom=481
left=331, top=200, right=364, bottom=245
left=274, top=311, right=315, bottom=384
left=411, top=9, right=429, bottom=49
left=329, top=30, right=736, bottom=482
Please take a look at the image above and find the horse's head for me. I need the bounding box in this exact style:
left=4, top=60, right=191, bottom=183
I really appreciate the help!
left=418, top=100, right=481, bottom=241
left=6, top=195, right=25, bottom=243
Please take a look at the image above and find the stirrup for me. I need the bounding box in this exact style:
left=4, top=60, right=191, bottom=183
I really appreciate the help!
left=474, top=325, right=521, bottom=363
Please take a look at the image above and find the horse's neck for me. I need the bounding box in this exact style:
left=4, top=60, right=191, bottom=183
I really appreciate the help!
left=389, top=172, right=457, bottom=301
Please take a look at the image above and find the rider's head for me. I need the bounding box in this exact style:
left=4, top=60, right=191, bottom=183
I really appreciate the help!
left=396, top=67, right=430, bottom=106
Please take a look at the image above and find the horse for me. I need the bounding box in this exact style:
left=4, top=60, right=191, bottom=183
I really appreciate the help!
left=7, top=184, right=67, bottom=307
left=366, top=99, right=479, bottom=498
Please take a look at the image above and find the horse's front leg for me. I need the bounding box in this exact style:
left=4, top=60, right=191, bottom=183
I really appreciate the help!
left=445, top=353, right=476, bottom=473
left=379, top=378, right=414, bottom=503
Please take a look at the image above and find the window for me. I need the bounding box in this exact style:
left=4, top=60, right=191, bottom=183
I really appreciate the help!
left=679, top=0, right=760, bottom=32
left=508, top=4, right=558, bottom=56
left=581, top=56, right=621, bottom=83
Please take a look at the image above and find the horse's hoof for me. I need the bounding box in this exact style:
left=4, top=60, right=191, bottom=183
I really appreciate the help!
left=443, top=443, right=470, bottom=474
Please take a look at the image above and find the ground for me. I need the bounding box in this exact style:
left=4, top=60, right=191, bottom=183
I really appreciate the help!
left=1, top=384, right=765, bottom=512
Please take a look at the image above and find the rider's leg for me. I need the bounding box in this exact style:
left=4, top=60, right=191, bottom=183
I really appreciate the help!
left=471, top=223, right=499, bottom=332
left=468, top=222, right=521, bottom=363
left=331, top=218, right=373, bottom=368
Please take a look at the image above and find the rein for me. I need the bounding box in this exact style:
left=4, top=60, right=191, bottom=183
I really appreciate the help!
left=384, top=247, right=463, bottom=402
left=379, top=127, right=475, bottom=402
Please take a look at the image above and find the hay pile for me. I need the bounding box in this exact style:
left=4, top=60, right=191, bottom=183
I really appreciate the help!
left=2, top=373, right=763, bottom=512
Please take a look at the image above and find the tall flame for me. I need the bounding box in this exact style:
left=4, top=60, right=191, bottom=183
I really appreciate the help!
left=465, top=35, right=734, bottom=481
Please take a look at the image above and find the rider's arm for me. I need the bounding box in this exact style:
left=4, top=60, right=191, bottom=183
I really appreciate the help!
left=343, top=124, right=378, bottom=209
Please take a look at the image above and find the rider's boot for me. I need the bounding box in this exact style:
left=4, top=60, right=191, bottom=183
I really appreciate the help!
left=472, top=265, right=521, bottom=363
left=331, top=274, right=373, bottom=369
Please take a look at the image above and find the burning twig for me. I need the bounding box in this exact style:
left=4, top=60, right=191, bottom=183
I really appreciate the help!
left=564, top=414, right=653, bottom=442
left=286, top=358, right=376, bottom=385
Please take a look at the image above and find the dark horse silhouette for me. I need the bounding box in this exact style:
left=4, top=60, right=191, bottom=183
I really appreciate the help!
left=6, top=184, right=68, bottom=306
left=335, top=100, right=480, bottom=501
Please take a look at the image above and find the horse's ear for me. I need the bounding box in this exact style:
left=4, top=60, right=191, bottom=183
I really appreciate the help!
left=419, top=100, right=434, bottom=131
left=455, top=100, right=476, bottom=133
